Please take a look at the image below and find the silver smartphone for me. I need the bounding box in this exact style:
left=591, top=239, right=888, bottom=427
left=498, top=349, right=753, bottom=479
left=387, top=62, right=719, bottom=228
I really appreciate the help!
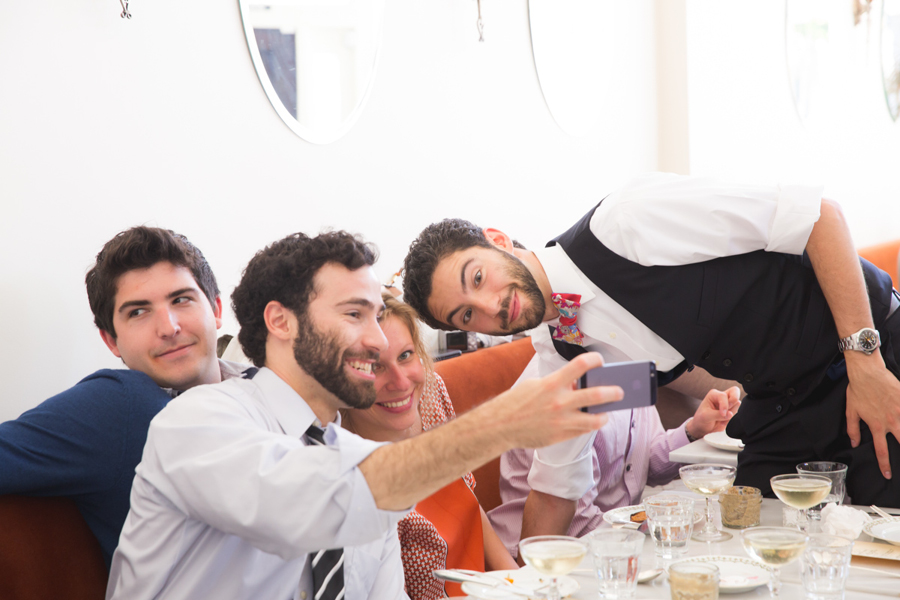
left=579, top=360, right=657, bottom=413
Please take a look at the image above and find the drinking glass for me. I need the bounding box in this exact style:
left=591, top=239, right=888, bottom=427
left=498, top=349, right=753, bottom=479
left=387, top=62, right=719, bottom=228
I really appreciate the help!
left=644, top=494, right=695, bottom=559
left=586, top=529, right=643, bottom=599
left=679, top=463, right=736, bottom=542
left=669, top=561, right=720, bottom=600
left=800, top=534, right=853, bottom=600
left=518, top=535, right=589, bottom=600
left=796, top=462, right=848, bottom=521
left=742, top=526, right=809, bottom=597
left=770, top=473, right=832, bottom=531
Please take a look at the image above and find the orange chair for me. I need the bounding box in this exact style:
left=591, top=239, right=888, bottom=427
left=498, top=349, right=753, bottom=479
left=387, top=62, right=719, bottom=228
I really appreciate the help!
left=435, top=338, right=536, bottom=512
left=859, top=239, right=900, bottom=291
left=0, top=495, right=107, bottom=600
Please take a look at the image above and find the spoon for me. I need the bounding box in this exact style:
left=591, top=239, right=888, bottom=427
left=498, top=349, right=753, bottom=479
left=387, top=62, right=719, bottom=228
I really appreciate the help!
left=637, top=568, right=664, bottom=583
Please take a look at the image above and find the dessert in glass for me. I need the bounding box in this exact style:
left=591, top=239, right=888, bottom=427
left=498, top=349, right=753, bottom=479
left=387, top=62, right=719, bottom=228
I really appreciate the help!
left=742, top=526, right=809, bottom=597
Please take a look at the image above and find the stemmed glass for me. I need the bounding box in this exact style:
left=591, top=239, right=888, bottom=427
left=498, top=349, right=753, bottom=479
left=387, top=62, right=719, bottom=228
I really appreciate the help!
left=770, top=473, right=832, bottom=531
left=679, top=463, right=736, bottom=542
left=742, top=526, right=809, bottom=596
left=518, top=535, right=589, bottom=600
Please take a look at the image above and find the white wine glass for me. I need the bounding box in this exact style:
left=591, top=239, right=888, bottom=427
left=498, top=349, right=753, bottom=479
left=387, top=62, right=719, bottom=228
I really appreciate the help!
left=770, top=473, right=832, bottom=531
left=518, top=535, right=588, bottom=600
left=742, top=526, right=809, bottom=596
left=679, top=463, right=736, bottom=542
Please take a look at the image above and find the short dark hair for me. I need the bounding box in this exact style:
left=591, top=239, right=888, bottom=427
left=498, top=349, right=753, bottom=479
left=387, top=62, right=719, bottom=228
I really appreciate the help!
left=85, top=226, right=219, bottom=338
left=402, top=218, right=493, bottom=331
left=231, top=231, right=378, bottom=367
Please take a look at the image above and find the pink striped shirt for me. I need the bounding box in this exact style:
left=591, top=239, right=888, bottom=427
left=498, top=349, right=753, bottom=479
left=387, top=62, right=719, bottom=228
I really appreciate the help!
left=486, top=406, right=690, bottom=556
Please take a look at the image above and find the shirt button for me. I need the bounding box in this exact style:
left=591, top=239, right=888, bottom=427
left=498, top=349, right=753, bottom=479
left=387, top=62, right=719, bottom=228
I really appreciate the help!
left=786, top=388, right=796, bottom=396
left=744, top=373, right=754, bottom=383
left=723, top=359, right=732, bottom=367
left=701, top=351, right=711, bottom=360
left=609, top=332, right=617, bottom=339
left=301, top=593, right=308, bottom=600
left=626, top=464, right=632, bottom=472
left=776, top=405, right=783, bottom=413
left=632, top=421, right=636, bottom=429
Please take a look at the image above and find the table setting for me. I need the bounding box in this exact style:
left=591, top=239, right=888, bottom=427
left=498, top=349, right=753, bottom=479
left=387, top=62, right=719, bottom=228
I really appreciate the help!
left=452, top=459, right=900, bottom=600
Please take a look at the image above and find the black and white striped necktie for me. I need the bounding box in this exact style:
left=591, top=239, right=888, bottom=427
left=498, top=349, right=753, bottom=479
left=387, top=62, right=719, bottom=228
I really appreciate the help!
left=305, top=425, right=345, bottom=600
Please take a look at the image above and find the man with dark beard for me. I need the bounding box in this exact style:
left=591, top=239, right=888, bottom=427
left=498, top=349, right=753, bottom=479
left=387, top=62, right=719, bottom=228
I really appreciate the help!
left=402, top=173, right=900, bottom=539
left=107, top=231, right=622, bottom=600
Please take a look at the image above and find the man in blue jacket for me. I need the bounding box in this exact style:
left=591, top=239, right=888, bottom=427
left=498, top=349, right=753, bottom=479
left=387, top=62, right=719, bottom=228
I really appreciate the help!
left=0, top=226, right=249, bottom=570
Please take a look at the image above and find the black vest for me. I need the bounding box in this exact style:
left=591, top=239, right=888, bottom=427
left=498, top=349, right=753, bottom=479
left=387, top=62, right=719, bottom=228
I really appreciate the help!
left=549, top=204, right=895, bottom=435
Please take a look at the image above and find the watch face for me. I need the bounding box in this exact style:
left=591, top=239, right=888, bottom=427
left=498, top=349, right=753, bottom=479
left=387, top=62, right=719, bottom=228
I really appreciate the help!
left=860, top=329, right=879, bottom=351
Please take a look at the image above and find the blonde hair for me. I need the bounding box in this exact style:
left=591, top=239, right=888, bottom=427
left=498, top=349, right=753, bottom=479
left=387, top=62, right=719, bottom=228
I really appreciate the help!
left=380, top=291, right=434, bottom=376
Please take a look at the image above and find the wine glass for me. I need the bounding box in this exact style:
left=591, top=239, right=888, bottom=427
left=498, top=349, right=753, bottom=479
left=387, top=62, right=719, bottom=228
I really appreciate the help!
left=518, top=535, right=589, bottom=600
left=679, top=463, right=736, bottom=542
left=770, top=473, right=832, bottom=531
left=742, top=526, right=809, bottom=596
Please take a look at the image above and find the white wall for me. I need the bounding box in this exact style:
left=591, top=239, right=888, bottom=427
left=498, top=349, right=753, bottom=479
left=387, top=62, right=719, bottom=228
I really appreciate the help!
left=685, top=1, right=900, bottom=243
left=0, top=0, right=659, bottom=420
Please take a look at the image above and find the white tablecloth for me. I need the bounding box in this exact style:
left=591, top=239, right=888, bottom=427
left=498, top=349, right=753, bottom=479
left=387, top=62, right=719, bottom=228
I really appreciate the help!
left=464, top=484, right=899, bottom=599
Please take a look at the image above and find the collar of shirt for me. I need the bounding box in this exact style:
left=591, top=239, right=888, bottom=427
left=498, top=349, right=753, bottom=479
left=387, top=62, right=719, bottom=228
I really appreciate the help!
left=533, top=244, right=598, bottom=310
left=250, top=367, right=333, bottom=440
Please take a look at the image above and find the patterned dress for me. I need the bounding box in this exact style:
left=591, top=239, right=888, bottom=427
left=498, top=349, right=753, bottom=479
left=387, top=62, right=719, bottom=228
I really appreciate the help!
left=398, top=374, right=481, bottom=600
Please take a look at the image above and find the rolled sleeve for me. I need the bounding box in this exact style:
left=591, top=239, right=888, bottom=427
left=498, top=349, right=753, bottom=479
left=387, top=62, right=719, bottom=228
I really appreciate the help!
left=528, top=432, right=597, bottom=500
left=766, top=184, right=823, bottom=255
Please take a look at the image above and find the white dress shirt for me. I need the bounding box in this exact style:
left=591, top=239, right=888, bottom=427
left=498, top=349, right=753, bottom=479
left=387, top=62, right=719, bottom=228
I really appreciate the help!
left=526, top=173, right=823, bottom=500
left=106, top=367, right=410, bottom=600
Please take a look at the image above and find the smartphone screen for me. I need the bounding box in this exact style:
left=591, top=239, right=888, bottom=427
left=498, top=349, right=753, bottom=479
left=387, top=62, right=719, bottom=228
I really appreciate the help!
left=579, top=360, right=657, bottom=414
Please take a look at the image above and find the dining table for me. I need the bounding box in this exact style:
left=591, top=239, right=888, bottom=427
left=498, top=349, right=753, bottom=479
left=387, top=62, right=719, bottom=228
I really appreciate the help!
left=461, top=481, right=900, bottom=599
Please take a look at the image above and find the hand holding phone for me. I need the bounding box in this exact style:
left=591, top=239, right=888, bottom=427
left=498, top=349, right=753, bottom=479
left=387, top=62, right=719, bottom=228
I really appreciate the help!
left=579, top=360, right=657, bottom=414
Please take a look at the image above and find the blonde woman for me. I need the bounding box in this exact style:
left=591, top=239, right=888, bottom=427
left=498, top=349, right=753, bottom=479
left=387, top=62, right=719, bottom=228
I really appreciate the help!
left=342, top=293, right=517, bottom=599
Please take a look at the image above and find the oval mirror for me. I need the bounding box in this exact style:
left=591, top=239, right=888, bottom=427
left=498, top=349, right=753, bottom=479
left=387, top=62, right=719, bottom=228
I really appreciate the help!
left=238, top=0, right=385, bottom=144
left=882, top=0, right=900, bottom=122
left=528, top=0, right=613, bottom=137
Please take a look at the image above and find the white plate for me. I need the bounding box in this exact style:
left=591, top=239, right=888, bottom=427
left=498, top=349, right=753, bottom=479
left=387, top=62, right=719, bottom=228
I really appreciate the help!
left=670, top=556, right=771, bottom=594
left=864, top=517, right=900, bottom=545
left=603, top=503, right=703, bottom=527
left=703, top=431, right=745, bottom=452
left=461, top=567, right=579, bottom=599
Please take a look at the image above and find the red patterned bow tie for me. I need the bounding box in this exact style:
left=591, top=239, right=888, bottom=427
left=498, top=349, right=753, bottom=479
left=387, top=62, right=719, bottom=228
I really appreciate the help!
left=551, top=293, right=583, bottom=346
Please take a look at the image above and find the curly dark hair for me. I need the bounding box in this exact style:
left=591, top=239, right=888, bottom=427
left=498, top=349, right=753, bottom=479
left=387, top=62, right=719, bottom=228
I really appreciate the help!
left=85, top=226, right=219, bottom=338
left=231, top=231, right=378, bottom=367
left=401, top=218, right=494, bottom=331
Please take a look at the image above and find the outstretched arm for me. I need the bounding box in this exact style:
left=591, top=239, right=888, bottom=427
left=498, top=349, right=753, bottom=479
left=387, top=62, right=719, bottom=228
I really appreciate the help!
left=806, top=198, right=900, bottom=480
left=358, top=352, right=622, bottom=510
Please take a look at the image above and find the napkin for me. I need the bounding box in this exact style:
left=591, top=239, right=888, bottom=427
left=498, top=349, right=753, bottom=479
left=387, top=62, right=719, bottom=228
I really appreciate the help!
left=821, top=503, right=870, bottom=539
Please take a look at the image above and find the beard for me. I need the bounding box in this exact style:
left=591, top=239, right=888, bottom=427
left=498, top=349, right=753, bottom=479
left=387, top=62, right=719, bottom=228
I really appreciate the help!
left=292, top=317, right=378, bottom=410
left=492, top=250, right=547, bottom=335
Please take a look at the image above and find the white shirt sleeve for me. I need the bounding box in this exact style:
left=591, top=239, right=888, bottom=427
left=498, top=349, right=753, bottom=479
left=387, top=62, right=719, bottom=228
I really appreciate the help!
left=522, top=333, right=598, bottom=500
left=591, top=172, right=823, bottom=266
left=140, top=389, right=404, bottom=560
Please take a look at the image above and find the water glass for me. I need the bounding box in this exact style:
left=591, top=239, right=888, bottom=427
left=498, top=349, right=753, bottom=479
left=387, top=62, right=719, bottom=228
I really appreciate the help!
left=587, top=529, right=644, bottom=599
left=669, top=561, right=720, bottom=600
left=796, top=462, right=848, bottom=520
left=644, top=494, right=695, bottom=559
left=800, top=534, right=853, bottom=600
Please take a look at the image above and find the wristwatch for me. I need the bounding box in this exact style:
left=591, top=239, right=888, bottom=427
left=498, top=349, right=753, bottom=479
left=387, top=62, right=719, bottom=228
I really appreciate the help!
left=838, top=327, right=881, bottom=355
